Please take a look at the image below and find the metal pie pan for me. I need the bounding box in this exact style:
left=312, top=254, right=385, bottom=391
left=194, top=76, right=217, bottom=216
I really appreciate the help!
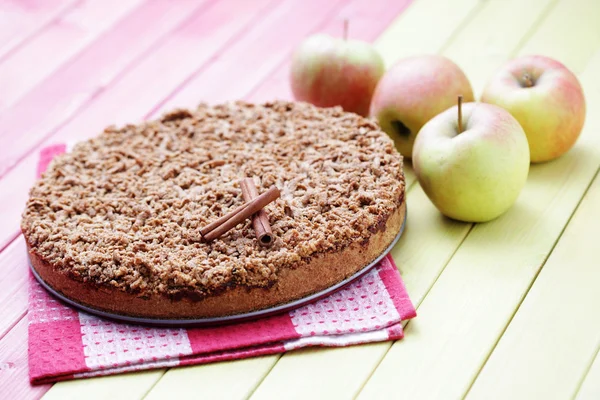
left=29, top=207, right=406, bottom=327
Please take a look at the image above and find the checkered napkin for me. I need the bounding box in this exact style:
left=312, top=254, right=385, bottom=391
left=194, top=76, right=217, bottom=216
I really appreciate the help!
left=28, top=145, right=416, bottom=384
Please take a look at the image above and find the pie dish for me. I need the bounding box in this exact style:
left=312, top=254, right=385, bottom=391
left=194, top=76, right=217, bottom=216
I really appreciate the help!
left=22, top=101, right=406, bottom=319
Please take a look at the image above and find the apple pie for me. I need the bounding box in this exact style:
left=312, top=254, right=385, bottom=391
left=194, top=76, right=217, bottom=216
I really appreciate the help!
left=22, top=101, right=406, bottom=319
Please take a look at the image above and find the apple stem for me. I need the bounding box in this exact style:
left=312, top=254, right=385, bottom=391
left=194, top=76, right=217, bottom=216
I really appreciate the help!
left=522, top=72, right=534, bottom=87
left=343, top=19, right=348, bottom=40
left=457, top=95, right=463, bottom=134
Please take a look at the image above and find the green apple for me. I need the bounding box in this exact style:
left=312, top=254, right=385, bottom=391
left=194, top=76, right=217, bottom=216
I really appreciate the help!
left=481, top=55, right=586, bottom=163
left=370, top=55, right=474, bottom=159
left=290, top=34, right=385, bottom=117
left=413, top=102, right=530, bottom=223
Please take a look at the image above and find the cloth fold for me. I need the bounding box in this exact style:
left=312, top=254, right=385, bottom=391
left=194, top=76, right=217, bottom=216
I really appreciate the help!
left=28, top=145, right=415, bottom=384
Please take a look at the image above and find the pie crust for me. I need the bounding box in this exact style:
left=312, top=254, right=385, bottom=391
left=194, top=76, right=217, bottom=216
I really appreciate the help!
left=22, top=101, right=405, bottom=319
left=27, top=202, right=404, bottom=318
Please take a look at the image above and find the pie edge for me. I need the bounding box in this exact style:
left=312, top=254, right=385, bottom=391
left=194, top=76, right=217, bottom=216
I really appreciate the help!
left=26, top=202, right=406, bottom=319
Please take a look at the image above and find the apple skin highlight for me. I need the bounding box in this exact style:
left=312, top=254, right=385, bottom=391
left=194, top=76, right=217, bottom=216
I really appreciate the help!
left=370, top=55, right=474, bottom=159
left=413, top=102, right=530, bottom=223
left=481, top=55, right=586, bottom=163
left=290, top=34, right=385, bottom=117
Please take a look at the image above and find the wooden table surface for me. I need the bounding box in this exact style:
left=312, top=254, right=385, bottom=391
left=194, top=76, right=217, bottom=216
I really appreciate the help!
left=1, top=0, right=599, bottom=398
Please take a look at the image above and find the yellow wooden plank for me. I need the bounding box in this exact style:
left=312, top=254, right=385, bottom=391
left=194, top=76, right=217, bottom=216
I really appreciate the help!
left=59, top=1, right=597, bottom=398
left=375, top=0, right=481, bottom=67
left=518, top=0, right=600, bottom=74
left=249, top=187, right=469, bottom=399
left=42, top=370, right=164, bottom=400
left=465, top=50, right=600, bottom=400
left=144, top=356, right=278, bottom=400
left=358, top=9, right=600, bottom=398
left=444, top=0, right=558, bottom=96
left=577, top=349, right=600, bottom=400
left=250, top=345, right=391, bottom=400
left=389, top=184, right=470, bottom=306
left=249, top=0, right=563, bottom=399
left=247, top=192, right=472, bottom=400
left=140, top=2, right=481, bottom=399
left=399, top=0, right=558, bottom=188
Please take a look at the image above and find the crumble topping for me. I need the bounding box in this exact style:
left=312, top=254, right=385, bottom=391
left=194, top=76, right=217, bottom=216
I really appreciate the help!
left=22, top=101, right=405, bottom=299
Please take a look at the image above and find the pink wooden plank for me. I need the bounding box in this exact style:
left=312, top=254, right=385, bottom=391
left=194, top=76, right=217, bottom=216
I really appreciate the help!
left=0, top=0, right=290, bottom=335
left=0, top=2, right=288, bottom=396
left=0, top=0, right=286, bottom=374
left=0, top=0, right=351, bottom=394
left=0, top=0, right=404, bottom=318
left=0, top=0, right=401, bottom=263
left=0, top=0, right=145, bottom=111
left=0, top=318, right=51, bottom=400
left=0, top=0, right=343, bottom=253
left=0, top=0, right=214, bottom=178
left=0, top=0, right=410, bottom=395
left=75, top=0, right=279, bottom=128
left=0, top=237, right=28, bottom=340
left=248, top=0, right=413, bottom=102
left=0, top=0, right=78, bottom=60
left=155, top=0, right=348, bottom=112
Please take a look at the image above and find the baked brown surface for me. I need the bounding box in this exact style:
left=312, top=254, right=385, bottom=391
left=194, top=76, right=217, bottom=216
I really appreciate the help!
left=22, top=101, right=405, bottom=318
left=27, top=202, right=405, bottom=318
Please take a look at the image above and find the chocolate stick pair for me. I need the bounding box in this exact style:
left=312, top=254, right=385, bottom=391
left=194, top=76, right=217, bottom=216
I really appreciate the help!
left=200, top=182, right=279, bottom=243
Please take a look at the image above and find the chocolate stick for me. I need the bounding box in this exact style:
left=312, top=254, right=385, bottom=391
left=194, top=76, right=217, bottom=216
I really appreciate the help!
left=241, top=178, right=275, bottom=246
left=201, top=186, right=280, bottom=242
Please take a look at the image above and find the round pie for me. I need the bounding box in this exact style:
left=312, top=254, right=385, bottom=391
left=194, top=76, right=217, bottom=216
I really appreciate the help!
left=22, top=101, right=406, bottom=320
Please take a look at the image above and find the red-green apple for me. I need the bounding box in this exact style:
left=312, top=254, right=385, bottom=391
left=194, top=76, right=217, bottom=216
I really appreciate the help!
left=481, top=55, right=586, bottom=163
left=370, top=55, right=474, bottom=159
left=413, top=102, right=530, bottom=223
left=290, top=34, right=384, bottom=117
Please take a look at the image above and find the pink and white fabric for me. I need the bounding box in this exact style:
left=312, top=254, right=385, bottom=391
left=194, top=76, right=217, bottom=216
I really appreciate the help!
left=28, top=145, right=416, bottom=384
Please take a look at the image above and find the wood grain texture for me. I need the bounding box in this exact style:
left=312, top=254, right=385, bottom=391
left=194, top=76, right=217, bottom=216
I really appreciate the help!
left=0, top=0, right=274, bottom=253
left=0, top=0, right=144, bottom=111
left=78, top=0, right=278, bottom=128
left=2, top=0, right=599, bottom=398
left=143, top=1, right=414, bottom=399
left=374, top=0, right=480, bottom=67
left=246, top=0, right=481, bottom=397
left=248, top=0, right=560, bottom=397
left=465, top=50, right=600, bottom=400
left=37, top=0, right=357, bottom=398
left=358, top=1, right=600, bottom=396
left=0, top=0, right=76, bottom=60
left=42, top=370, right=165, bottom=400
left=0, top=238, right=29, bottom=339
left=397, top=0, right=558, bottom=189
left=247, top=0, right=413, bottom=103
left=576, top=349, right=600, bottom=400
left=444, top=0, right=558, bottom=96
left=145, top=356, right=279, bottom=400
left=0, top=0, right=271, bottom=364
left=248, top=189, right=470, bottom=400
left=0, top=319, right=50, bottom=400
left=518, top=0, right=600, bottom=74
left=2, top=1, right=289, bottom=398
left=0, top=0, right=212, bottom=178
left=155, top=0, right=347, bottom=112
left=250, top=344, right=392, bottom=400
left=388, top=185, right=471, bottom=307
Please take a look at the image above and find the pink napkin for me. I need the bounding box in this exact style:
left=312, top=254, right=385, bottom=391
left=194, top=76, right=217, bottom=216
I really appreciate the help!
left=28, top=145, right=416, bottom=384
